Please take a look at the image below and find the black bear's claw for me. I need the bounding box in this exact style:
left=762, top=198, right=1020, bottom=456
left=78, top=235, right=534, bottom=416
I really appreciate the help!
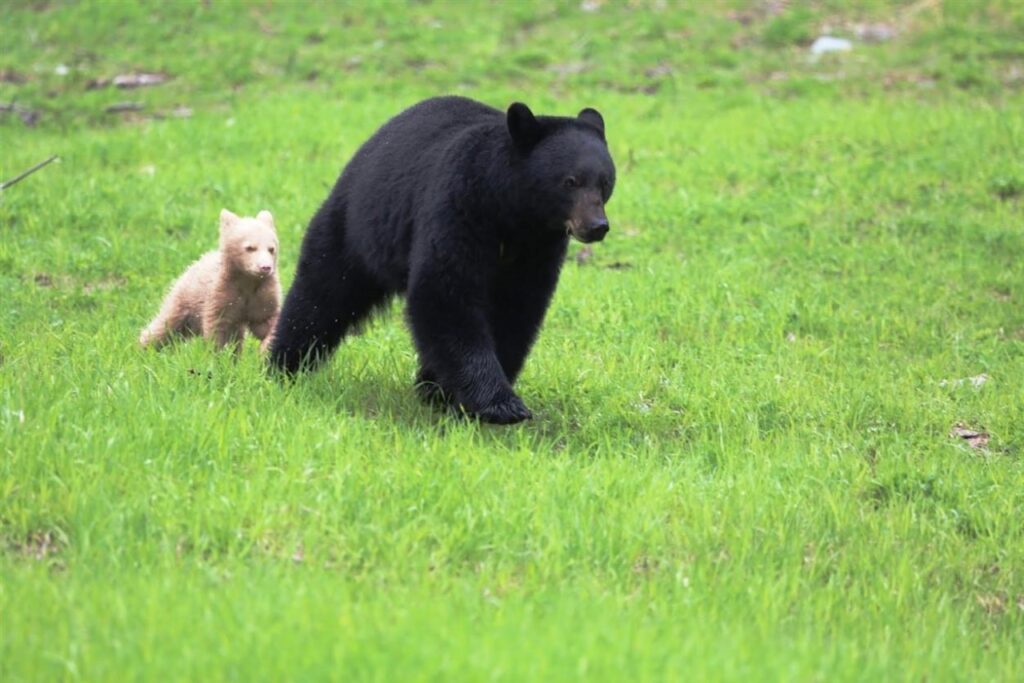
left=474, top=394, right=533, bottom=425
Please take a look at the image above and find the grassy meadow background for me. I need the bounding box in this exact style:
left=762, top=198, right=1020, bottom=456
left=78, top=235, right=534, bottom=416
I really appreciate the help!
left=2, top=0, right=1023, bottom=680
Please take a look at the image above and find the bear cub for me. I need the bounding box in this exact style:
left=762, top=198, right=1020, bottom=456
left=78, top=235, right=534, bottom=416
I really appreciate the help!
left=140, top=209, right=281, bottom=353
left=269, top=96, right=616, bottom=424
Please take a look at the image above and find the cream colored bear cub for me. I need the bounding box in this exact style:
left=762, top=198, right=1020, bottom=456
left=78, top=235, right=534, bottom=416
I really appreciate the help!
left=140, top=209, right=281, bottom=353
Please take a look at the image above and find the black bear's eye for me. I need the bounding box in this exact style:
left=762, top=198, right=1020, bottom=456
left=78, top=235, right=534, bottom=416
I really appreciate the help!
left=564, top=176, right=578, bottom=189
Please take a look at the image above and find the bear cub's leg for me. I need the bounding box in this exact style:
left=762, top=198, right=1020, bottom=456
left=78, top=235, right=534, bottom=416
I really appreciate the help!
left=139, top=305, right=200, bottom=349
left=249, top=316, right=277, bottom=354
left=203, top=304, right=246, bottom=355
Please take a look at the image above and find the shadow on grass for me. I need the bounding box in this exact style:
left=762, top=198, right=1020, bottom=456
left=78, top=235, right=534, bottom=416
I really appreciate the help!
left=270, top=360, right=600, bottom=448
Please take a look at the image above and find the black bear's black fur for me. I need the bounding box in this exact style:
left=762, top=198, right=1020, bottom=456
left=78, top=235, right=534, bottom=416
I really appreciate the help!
left=269, top=96, right=616, bottom=424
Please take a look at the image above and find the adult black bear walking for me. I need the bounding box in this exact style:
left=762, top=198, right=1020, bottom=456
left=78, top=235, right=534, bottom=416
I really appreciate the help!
left=268, top=96, right=616, bottom=424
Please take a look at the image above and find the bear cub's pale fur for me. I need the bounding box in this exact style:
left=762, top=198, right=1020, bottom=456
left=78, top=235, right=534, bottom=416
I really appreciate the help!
left=140, top=209, right=281, bottom=353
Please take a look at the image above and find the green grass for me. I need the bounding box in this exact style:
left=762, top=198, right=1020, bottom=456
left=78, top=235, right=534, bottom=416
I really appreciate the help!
left=2, top=1, right=1023, bottom=680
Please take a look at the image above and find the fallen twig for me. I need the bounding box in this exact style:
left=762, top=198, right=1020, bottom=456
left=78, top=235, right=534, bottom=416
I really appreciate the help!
left=0, top=155, right=60, bottom=191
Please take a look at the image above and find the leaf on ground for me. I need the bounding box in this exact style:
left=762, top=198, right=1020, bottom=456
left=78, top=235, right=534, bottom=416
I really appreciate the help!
left=939, top=373, right=989, bottom=389
left=950, top=423, right=990, bottom=450
left=89, top=73, right=169, bottom=90
left=575, top=246, right=594, bottom=265
left=113, top=72, right=169, bottom=89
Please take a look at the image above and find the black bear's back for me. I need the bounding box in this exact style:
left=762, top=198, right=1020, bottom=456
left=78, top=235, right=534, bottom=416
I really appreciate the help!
left=336, top=97, right=502, bottom=290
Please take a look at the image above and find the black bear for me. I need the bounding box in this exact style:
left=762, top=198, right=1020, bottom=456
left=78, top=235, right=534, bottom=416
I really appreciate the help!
left=269, top=96, right=616, bottom=424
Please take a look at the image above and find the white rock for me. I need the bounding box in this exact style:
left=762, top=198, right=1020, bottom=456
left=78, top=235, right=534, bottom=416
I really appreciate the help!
left=810, top=36, right=852, bottom=57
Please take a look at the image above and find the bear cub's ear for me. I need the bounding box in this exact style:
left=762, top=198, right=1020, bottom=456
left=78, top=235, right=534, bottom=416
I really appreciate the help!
left=507, top=102, right=544, bottom=151
left=577, top=108, right=605, bottom=138
left=220, top=208, right=239, bottom=232
left=256, top=210, right=275, bottom=227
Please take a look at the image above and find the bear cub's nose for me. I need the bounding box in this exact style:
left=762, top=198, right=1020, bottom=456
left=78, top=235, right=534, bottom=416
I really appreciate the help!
left=259, top=264, right=273, bottom=274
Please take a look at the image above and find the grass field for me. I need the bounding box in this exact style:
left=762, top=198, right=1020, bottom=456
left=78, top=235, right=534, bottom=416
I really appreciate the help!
left=2, top=1, right=1023, bottom=680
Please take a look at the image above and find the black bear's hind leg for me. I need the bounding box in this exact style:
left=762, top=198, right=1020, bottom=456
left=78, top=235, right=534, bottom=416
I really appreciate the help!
left=269, top=253, right=388, bottom=374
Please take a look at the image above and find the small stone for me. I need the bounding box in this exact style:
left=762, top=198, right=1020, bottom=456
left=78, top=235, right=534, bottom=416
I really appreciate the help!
left=810, top=36, right=852, bottom=57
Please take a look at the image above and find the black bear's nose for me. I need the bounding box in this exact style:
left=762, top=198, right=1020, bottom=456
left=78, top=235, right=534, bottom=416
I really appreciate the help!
left=585, top=220, right=609, bottom=242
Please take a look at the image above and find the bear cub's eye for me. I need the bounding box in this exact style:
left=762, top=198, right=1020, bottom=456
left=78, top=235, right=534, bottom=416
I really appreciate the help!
left=268, top=247, right=276, bottom=254
left=245, top=245, right=257, bottom=252
left=564, top=176, right=579, bottom=189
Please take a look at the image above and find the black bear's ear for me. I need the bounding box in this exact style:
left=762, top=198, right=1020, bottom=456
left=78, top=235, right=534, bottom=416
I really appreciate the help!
left=507, top=102, right=543, bottom=151
left=577, top=108, right=605, bottom=137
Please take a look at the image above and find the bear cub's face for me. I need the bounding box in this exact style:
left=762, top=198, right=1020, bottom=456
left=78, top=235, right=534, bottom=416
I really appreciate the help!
left=507, top=103, right=616, bottom=244
left=219, top=209, right=279, bottom=279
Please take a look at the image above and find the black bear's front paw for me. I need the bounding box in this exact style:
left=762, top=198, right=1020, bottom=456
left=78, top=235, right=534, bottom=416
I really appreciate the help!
left=474, top=393, right=532, bottom=425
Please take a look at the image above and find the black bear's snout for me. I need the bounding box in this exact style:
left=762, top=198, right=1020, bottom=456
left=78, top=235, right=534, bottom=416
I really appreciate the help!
left=568, top=192, right=611, bottom=243
left=581, top=220, right=610, bottom=243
